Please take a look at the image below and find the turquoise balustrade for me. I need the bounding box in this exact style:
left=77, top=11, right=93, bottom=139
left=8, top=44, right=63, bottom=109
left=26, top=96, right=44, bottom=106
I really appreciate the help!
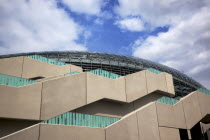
left=88, top=69, right=121, bottom=79
left=197, top=88, right=210, bottom=95
left=28, top=55, right=66, bottom=66
left=0, top=73, right=39, bottom=87
left=147, top=68, right=162, bottom=74
left=66, top=72, right=80, bottom=76
left=156, top=96, right=179, bottom=105
left=42, top=112, right=120, bottom=128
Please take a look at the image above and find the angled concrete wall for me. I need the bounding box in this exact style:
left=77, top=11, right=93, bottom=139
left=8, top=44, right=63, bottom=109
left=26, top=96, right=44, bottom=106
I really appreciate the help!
left=156, top=102, right=186, bottom=129
left=0, top=83, right=42, bottom=120
left=197, top=92, right=210, bottom=118
left=0, top=56, right=83, bottom=79
left=0, top=57, right=23, bottom=77
left=156, top=102, right=176, bottom=127
left=39, top=124, right=105, bottom=140
left=125, top=71, right=147, bottom=102
left=137, top=103, right=160, bottom=140
left=86, top=73, right=126, bottom=104
left=106, top=113, right=139, bottom=140
left=173, top=102, right=187, bottom=129
left=75, top=100, right=133, bottom=118
left=0, top=124, right=40, bottom=140
left=70, top=65, right=83, bottom=73
left=146, top=71, right=167, bottom=94
left=181, top=91, right=202, bottom=129
left=40, top=73, right=87, bottom=120
left=159, top=127, right=180, bottom=140
left=22, top=57, right=71, bottom=79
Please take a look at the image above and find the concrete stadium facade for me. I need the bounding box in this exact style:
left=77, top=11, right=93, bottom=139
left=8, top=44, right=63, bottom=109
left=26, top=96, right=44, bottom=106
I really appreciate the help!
left=0, top=51, right=209, bottom=140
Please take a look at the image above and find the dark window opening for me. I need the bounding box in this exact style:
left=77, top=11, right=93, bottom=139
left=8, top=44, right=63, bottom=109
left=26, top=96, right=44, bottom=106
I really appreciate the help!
left=179, top=129, right=189, bottom=140
left=29, top=76, right=45, bottom=80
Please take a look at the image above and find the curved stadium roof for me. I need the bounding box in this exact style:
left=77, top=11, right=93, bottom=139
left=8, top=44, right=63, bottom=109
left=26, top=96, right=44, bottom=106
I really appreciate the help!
left=0, top=51, right=205, bottom=97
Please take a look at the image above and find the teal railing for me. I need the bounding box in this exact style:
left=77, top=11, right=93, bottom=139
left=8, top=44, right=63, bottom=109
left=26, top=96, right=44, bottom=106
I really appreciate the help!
left=66, top=72, right=80, bottom=76
left=88, top=69, right=121, bottom=79
left=147, top=68, right=162, bottom=74
left=197, top=88, right=210, bottom=95
left=28, top=55, right=66, bottom=66
left=43, top=112, right=120, bottom=128
left=156, top=96, right=179, bottom=105
left=0, top=73, right=39, bottom=87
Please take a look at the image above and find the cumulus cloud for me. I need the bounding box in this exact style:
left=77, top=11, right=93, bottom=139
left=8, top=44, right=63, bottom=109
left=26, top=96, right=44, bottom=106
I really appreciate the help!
left=115, top=17, right=144, bottom=32
left=132, top=8, right=210, bottom=89
left=115, top=0, right=209, bottom=28
left=116, top=0, right=210, bottom=89
left=62, top=0, right=104, bottom=15
left=0, top=0, right=87, bottom=55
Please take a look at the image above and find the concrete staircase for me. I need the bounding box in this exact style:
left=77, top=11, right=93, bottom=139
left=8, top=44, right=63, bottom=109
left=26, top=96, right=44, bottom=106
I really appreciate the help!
left=0, top=56, right=209, bottom=140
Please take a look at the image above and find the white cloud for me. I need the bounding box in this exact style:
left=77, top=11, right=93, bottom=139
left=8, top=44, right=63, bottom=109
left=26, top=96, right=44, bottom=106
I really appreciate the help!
left=115, top=0, right=210, bottom=89
left=62, top=0, right=104, bottom=15
left=132, top=7, right=210, bottom=89
left=115, top=0, right=209, bottom=28
left=0, top=0, right=87, bottom=55
left=115, top=18, right=144, bottom=32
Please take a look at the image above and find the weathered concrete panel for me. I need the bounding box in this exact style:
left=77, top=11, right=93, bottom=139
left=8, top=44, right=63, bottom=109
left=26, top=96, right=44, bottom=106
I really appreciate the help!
left=86, top=73, right=126, bottom=104
left=137, top=103, right=160, bottom=140
left=0, top=57, right=23, bottom=77
left=41, top=73, right=87, bottom=120
left=106, top=113, right=139, bottom=140
left=164, top=73, right=175, bottom=95
left=0, top=124, right=40, bottom=140
left=39, top=124, right=105, bottom=140
left=22, top=57, right=71, bottom=79
left=174, top=102, right=187, bottom=129
left=146, top=71, right=168, bottom=95
left=159, top=127, right=180, bottom=140
left=125, top=71, right=147, bottom=102
left=181, top=91, right=202, bottom=129
left=156, top=102, right=176, bottom=127
left=0, top=83, right=42, bottom=120
left=197, top=92, right=210, bottom=118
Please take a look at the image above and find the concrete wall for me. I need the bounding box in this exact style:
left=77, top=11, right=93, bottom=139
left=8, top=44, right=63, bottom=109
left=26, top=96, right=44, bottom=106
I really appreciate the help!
left=40, top=73, right=87, bottom=120
left=156, top=102, right=176, bottom=127
left=197, top=92, right=210, bottom=118
left=0, top=119, right=38, bottom=138
left=70, top=65, right=83, bottom=73
left=0, top=56, right=83, bottom=79
left=0, top=124, right=40, bottom=140
left=156, top=102, right=186, bottom=129
left=137, top=103, right=160, bottom=140
left=39, top=124, right=105, bottom=140
left=106, top=113, right=139, bottom=140
left=22, top=57, right=71, bottom=79
left=125, top=71, right=147, bottom=102
left=0, top=83, right=42, bottom=120
left=146, top=71, right=167, bottom=94
left=159, top=127, right=180, bottom=140
left=181, top=91, right=202, bottom=129
left=86, top=73, right=126, bottom=104
left=75, top=100, right=133, bottom=118
left=0, top=57, right=23, bottom=77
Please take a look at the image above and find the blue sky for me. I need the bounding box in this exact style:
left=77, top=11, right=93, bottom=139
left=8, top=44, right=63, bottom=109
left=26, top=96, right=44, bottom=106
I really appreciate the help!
left=0, top=0, right=210, bottom=89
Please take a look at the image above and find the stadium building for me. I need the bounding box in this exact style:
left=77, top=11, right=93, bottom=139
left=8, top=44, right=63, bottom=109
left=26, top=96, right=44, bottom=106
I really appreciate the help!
left=0, top=51, right=209, bottom=140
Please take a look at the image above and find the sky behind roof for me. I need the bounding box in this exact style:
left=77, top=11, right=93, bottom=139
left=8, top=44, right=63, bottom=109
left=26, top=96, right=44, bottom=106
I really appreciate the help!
left=0, top=0, right=210, bottom=89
